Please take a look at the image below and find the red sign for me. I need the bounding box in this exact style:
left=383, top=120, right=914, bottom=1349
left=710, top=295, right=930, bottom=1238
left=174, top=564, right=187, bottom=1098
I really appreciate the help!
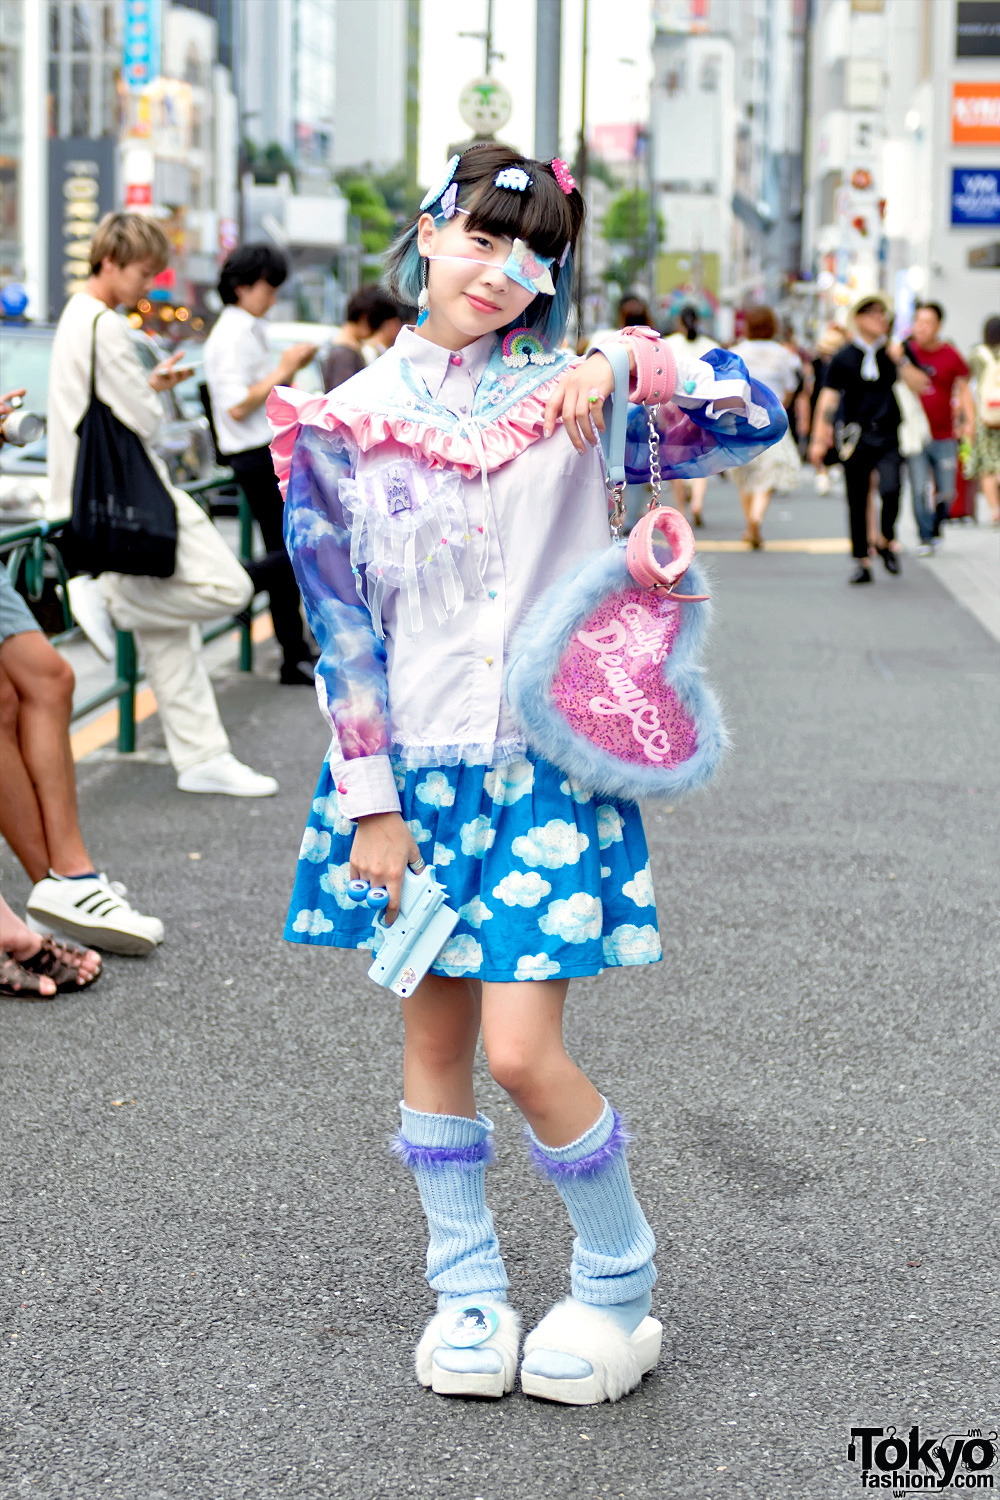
left=125, top=182, right=152, bottom=207
left=851, top=168, right=873, bottom=190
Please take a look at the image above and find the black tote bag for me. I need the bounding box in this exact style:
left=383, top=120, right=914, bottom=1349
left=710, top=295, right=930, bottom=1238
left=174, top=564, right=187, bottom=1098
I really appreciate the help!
left=70, top=313, right=178, bottom=578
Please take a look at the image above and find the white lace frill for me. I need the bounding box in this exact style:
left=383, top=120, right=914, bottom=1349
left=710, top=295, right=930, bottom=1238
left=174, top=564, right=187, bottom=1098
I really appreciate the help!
left=337, top=460, right=472, bottom=638
left=390, top=734, right=530, bottom=770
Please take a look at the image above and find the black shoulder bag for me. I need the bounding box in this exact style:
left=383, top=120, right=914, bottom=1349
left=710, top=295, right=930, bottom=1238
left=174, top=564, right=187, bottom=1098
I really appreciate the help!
left=70, top=312, right=178, bottom=578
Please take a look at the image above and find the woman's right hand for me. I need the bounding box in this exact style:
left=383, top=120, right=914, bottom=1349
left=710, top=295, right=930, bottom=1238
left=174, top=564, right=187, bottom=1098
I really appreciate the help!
left=350, top=812, right=420, bottom=924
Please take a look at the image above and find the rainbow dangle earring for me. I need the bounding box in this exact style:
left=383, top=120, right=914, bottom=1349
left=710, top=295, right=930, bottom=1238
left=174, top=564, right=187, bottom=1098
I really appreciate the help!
left=417, top=257, right=429, bottom=327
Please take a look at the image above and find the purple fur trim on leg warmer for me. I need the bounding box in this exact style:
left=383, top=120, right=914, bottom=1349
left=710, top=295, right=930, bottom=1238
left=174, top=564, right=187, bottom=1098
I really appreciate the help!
left=392, top=1132, right=495, bottom=1171
left=528, top=1110, right=631, bottom=1179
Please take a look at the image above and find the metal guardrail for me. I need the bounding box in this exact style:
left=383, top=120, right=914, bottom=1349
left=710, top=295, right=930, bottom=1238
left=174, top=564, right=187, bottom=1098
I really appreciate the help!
left=1, top=472, right=259, bottom=753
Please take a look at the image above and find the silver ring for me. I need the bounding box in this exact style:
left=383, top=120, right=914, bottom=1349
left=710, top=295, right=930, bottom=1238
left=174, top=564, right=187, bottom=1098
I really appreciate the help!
left=409, top=857, right=426, bottom=874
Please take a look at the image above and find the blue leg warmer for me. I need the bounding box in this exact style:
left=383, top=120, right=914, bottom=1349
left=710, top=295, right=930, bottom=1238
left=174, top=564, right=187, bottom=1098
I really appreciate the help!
left=527, top=1098, right=656, bottom=1314
left=395, top=1104, right=508, bottom=1307
left=523, top=1099, right=658, bottom=1388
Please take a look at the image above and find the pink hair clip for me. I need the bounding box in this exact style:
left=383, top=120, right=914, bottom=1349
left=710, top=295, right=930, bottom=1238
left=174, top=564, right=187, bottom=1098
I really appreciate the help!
left=551, top=158, right=577, bottom=195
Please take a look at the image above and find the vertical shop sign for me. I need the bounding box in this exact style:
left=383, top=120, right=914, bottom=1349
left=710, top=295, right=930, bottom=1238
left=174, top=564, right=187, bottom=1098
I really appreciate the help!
left=123, top=0, right=161, bottom=89
left=47, top=138, right=116, bottom=321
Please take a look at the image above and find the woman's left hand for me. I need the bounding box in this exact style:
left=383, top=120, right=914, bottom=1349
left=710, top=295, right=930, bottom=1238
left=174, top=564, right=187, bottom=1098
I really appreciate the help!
left=543, top=349, right=634, bottom=452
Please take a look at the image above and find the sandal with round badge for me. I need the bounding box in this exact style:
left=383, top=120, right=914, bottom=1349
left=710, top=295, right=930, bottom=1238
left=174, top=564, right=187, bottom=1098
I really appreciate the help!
left=416, top=1300, right=521, bottom=1399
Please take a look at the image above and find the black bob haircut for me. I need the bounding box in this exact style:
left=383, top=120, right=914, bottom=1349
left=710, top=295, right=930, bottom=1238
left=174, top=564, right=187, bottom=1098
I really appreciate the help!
left=218, top=244, right=289, bottom=305
left=383, top=141, right=584, bottom=342
left=346, top=284, right=401, bottom=331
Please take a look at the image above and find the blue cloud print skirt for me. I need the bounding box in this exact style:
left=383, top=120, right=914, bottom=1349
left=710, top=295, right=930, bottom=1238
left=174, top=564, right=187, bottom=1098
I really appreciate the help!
left=285, top=753, right=661, bottom=982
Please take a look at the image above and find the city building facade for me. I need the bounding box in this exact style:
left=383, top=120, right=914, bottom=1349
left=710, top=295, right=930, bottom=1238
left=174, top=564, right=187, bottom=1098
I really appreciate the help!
left=650, top=0, right=808, bottom=337
left=802, top=0, right=1000, bottom=349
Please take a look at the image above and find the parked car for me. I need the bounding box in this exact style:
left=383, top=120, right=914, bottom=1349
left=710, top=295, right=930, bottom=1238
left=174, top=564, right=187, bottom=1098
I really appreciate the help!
left=0, top=321, right=216, bottom=522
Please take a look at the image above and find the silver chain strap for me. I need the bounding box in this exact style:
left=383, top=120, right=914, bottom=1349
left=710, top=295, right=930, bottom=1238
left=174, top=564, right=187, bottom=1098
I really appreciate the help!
left=646, top=404, right=662, bottom=509
left=609, top=480, right=626, bottom=540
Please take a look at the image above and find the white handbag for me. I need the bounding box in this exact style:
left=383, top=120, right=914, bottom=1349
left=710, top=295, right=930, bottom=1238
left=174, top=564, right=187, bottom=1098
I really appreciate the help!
left=895, top=381, right=931, bottom=457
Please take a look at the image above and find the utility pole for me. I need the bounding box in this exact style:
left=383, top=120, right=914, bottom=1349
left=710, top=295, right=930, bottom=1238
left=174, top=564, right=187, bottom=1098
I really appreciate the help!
left=405, top=0, right=421, bottom=194
left=574, top=0, right=589, bottom=337
left=459, top=0, right=504, bottom=77
left=534, top=0, right=562, bottom=161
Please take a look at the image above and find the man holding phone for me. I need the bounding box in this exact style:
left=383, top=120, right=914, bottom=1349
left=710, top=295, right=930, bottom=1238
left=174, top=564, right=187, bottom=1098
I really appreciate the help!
left=49, top=212, right=279, bottom=797
left=203, top=245, right=317, bottom=685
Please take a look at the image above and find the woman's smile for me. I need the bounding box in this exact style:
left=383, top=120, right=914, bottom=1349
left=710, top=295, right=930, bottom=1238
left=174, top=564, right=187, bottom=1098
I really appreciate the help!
left=465, top=291, right=501, bottom=314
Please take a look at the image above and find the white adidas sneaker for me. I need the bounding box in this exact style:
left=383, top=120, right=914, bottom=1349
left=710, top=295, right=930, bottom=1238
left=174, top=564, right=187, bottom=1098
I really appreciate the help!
left=66, top=576, right=117, bottom=661
left=26, top=873, right=164, bottom=957
left=176, top=751, right=278, bottom=798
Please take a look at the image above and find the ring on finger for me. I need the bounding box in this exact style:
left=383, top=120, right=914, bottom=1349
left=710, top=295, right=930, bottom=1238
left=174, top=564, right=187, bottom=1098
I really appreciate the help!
left=587, top=388, right=602, bottom=404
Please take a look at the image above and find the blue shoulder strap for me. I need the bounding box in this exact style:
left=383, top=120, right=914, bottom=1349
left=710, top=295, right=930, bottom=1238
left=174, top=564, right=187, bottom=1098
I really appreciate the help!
left=595, top=341, right=631, bottom=486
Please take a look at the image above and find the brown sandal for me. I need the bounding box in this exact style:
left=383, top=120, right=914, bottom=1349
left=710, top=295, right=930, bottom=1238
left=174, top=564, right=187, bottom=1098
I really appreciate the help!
left=1, top=951, right=59, bottom=1000
left=17, top=935, right=102, bottom=991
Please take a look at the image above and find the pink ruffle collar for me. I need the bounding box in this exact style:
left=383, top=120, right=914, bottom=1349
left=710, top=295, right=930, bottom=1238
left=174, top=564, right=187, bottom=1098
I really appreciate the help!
left=267, top=374, right=565, bottom=494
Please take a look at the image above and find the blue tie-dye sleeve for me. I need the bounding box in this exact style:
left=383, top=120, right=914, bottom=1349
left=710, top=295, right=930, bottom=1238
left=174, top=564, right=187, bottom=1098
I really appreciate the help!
left=282, top=424, right=391, bottom=761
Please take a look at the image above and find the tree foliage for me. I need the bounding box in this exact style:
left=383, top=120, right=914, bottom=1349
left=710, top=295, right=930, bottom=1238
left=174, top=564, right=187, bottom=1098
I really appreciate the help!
left=602, top=188, right=663, bottom=249
left=336, top=175, right=396, bottom=253
left=242, top=139, right=297, bottom=188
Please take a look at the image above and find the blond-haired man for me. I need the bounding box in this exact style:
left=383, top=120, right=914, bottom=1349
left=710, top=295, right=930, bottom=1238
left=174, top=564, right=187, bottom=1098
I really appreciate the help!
left=48, top=212, right=278, bottom=797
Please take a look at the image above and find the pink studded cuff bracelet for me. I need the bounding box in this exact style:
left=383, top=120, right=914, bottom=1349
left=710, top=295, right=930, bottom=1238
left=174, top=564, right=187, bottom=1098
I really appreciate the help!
left=618, top=326, right=677, bottom=407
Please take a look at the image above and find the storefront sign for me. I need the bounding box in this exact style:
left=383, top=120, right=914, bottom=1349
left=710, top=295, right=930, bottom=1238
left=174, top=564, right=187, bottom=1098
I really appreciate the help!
left=47, top=138, right=116, bottom=321
left=123, top=0, right=161, bottom=90
left=951, top=82, right=1000, bottom=144
left=956, top=1, right=1000, bottom=57
left=951, top=168, right=1000, bottom=224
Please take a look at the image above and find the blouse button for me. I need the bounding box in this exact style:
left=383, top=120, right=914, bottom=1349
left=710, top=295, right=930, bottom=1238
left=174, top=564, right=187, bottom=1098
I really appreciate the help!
left=485, top=656, right=493, bottom=666
left=450, top=353, right=463, bottom=366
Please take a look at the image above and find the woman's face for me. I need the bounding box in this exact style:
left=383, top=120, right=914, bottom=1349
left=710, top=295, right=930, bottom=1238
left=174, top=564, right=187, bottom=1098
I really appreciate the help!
left=415, top=212, right=537, bottom=348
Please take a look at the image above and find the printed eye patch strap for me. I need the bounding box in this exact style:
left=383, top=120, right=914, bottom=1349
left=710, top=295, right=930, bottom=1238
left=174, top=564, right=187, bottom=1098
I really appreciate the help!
left=427, top=211, right=556, bottom=297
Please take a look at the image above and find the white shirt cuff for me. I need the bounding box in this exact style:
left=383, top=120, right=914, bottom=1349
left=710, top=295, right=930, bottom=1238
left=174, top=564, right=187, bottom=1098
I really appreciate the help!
left=328, top=750, right=400, bottom=821
left=671, top=353, right=770, bottom=430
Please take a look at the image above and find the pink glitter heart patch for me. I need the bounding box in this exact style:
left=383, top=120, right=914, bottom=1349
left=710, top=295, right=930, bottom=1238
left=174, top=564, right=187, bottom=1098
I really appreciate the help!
left=550, top=586, right=698, bottom=769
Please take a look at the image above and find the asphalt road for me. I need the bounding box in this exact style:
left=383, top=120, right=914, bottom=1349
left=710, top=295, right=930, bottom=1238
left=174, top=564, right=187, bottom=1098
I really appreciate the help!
left=2, top=474, right=997, bottom=1500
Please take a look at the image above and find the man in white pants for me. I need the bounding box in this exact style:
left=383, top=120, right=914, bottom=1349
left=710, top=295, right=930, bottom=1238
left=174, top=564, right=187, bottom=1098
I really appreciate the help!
left=48, top=212, right=277, bottom=797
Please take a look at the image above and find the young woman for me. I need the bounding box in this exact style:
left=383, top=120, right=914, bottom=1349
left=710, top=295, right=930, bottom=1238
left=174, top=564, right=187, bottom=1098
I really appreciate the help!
left=270, top=143, right=776, bottom=1406
left=730, top=306, right=803, bottom=548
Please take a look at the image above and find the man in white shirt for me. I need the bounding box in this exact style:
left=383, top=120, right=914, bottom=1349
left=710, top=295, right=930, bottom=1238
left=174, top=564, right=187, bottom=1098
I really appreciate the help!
left=50, top=212, right=278, bottom=797
left=203, top=245, right=317, bottom=684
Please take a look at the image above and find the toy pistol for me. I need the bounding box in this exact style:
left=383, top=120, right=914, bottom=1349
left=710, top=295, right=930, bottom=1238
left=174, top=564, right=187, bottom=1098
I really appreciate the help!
left=347, top=863, right=458, bottom=999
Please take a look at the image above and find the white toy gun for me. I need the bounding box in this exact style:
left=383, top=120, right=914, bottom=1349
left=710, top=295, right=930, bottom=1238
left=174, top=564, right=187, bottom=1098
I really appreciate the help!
left=346, top=859, right=458, bottom=999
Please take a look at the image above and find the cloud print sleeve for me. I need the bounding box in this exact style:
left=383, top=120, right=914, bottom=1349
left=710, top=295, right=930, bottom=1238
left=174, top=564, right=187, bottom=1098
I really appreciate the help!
left=282, top=424, right=399, bottom=820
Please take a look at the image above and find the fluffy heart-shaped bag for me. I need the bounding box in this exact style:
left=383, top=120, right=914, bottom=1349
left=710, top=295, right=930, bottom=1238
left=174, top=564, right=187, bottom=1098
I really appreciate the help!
left=505, top=344, right=727, bottom=802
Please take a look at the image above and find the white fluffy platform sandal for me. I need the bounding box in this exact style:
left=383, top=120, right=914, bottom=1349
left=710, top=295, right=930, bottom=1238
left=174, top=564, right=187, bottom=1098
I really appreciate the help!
left=520, top=1298, right=662, bottom=1405
left=416, top=1300, right=521, bottom=1399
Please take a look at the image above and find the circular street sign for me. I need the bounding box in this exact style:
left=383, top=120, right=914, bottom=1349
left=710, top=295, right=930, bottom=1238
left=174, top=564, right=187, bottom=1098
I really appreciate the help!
left=459, top=77, right=513, bottom=135
left=851, top=168, right=873, bottom=191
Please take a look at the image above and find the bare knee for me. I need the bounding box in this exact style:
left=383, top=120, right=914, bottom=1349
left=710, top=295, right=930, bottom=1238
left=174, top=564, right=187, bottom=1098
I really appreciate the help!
left=1, top=638, right=75, bottom=707
left=487, top=1044, right=554, bottom=1105
left=33, top=650, right=75, bottom=705
left=407, top=1027, right=475, bottom=1076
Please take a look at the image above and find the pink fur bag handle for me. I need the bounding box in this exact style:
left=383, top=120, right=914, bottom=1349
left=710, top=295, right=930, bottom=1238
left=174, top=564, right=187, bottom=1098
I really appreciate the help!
left=626, top=506, right=709, bottom=602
